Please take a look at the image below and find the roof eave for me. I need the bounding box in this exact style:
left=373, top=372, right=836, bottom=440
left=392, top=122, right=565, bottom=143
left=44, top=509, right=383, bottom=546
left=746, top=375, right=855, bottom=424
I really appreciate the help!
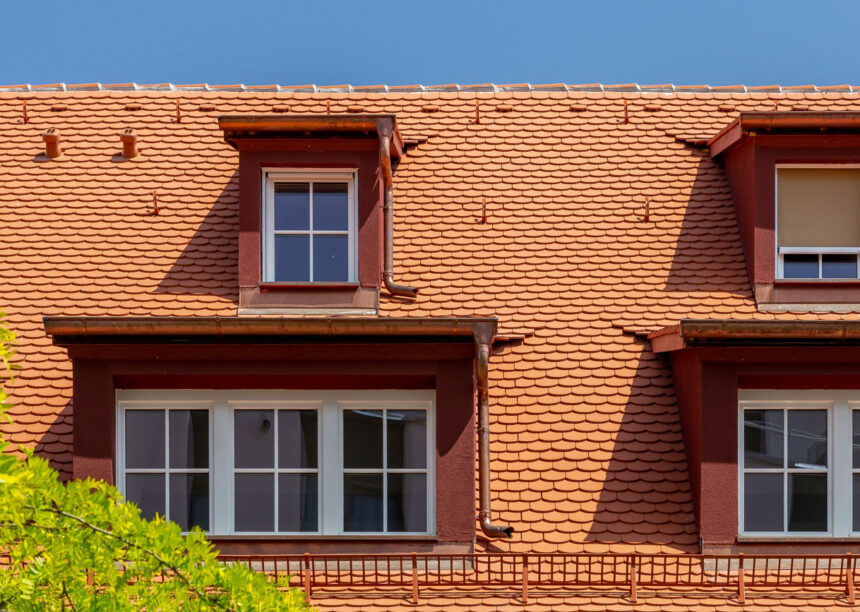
left=43, top=316, right=496, bottom=345
left=217, top=114, right=403, bottom=157
left=709, top=111, right=860, bottom=158
left=650, top=319, right=860, bottom=352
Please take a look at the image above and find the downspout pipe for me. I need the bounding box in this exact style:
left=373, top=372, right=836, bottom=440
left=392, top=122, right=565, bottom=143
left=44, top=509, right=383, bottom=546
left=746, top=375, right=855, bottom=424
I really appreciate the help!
left=475, top=324, right=515, bottom=539
left=379, top=130, right=418, bottom=299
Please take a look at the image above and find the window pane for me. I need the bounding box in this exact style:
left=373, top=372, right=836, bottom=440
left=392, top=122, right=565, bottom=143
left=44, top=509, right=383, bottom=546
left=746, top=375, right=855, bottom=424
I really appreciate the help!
left=744, top=473, right=783, bottom=532
left=126, top=410, right=164, bottom=469
left=343, top=474, right=383, bottom=532
left=313, top=183, right=349, bottom=231
left=312, top=235, right=348, bottom=282
left=853, top=410, right=860, bottom=469
left=126, top=473, right=165, bottom=521
left=169, top=474, right=209, bottom=531
left=854, top=474, right=860, bottom=532
left=788, top=410, right=827, bottom=469
left=274, top=183, right=309, bottom=230
left=278, top=474, right=318, bottom=532
left=274, top=235, right=309, bottom=282
left=343, top=410, right=383, bottom=469
left=783, top=254, right=819, bottom=279
left=278, top=410, right=317, bottom=469
left=234, top=410, right=274, bottom=469
left=234, top=474, right=274, bottom=532
left=744, top=410, right=783, bottom=469
left=387, top=410, right=427, bottom=469
left=788, top=473, right=827, bottom=532
left=822, top=254, right=857, bottom=279
left=388, top=473, right=427, bottom=533
left=169, top=410, right=208, bottom=469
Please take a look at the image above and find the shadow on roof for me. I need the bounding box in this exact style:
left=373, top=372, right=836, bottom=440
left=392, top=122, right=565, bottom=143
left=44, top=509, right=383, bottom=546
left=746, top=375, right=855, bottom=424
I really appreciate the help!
left=663, top=155, right=752, bottom=298
left=584, top=343, right=699, bottom=551
left=155, top=170, right=240, bottom=305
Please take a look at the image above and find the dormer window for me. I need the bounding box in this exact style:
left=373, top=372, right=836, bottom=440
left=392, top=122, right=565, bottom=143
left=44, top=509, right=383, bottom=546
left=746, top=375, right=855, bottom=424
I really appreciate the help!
left=262, top=171, right=357, bottom=283
left=778, top=167, right=860, bottom=280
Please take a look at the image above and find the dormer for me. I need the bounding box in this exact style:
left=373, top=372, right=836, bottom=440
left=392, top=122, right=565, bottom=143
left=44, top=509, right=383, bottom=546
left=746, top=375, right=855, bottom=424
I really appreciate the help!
left=219, top=115, right=415, bottom=314
left=710, top=112, right=860, bottom=308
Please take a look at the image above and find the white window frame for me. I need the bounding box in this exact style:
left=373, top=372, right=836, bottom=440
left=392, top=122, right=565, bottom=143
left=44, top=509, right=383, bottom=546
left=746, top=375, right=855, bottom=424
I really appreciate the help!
left=775, top=164, right=860, bottom=280
left=117, top=389, right=435, bottom=537
left=261, top=169, right=358, bottom=283
left=115, top=399, right=215, bottom=533
left=738, top=389, right=857, bottom=538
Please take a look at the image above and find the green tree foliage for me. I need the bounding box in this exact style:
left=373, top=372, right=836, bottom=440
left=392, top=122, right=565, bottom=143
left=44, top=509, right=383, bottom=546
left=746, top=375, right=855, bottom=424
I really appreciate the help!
left=0, top=314, right=308, bottom=611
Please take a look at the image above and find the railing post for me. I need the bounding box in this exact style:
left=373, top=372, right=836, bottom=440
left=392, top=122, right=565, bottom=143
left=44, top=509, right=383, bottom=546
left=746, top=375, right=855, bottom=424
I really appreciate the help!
left=847, top=552, right=855, bottom=605
left=629, top=555, right=637, bottom=604
left=412, top=552, right=419, bottom=604
left=737, top=552, right=745, bottom=605
left=521, top=553, right=528, bottom=604
left=304, top=552, right=312, bottom=600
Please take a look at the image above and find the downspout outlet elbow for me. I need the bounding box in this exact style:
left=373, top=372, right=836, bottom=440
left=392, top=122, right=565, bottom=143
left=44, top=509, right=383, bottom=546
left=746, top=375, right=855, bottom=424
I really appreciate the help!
left=480, top=514, right=515, bottom=539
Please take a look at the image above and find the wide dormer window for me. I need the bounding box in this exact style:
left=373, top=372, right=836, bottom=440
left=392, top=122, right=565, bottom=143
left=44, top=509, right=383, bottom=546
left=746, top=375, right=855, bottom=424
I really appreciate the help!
left=262, top=171, right=357, bottom=283
left=778, top=167, right=860, bottom=280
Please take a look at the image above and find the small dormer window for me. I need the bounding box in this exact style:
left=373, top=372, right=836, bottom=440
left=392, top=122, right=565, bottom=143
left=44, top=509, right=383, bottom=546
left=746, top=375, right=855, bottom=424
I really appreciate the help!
left=262, top=170, right=357, bottom=283
left=777, top=167, right=860, bottom=280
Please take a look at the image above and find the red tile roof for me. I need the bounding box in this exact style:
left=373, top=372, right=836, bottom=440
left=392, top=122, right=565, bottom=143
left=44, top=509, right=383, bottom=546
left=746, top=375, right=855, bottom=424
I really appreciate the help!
left=3, top=85, right=860, bottom=607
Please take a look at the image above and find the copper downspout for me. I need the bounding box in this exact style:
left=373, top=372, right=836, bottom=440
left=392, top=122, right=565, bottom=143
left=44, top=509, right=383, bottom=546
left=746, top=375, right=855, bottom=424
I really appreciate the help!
left=475, top=324, right=514, bottom=539
left=379, top=130, right=418, bottom=299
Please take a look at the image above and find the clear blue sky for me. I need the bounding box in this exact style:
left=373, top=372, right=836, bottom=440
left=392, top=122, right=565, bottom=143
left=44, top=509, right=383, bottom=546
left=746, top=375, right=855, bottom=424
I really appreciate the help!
left=2, top=1, right=858, bottom=88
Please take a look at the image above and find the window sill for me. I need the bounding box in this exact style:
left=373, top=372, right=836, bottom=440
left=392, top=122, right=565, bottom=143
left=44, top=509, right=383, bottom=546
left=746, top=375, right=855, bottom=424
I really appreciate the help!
left=259, top=282, right=361, bottom=292
left=737, top=536, right=860, bottom=543
left=209, top=534, right=438, bottom=541
left=774, top=279, right=860, bottom=286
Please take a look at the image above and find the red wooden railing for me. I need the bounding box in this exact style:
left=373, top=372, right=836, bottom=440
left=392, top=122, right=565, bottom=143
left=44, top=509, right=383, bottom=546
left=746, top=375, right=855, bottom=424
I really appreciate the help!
left=218, top=552, right=858, bottom=603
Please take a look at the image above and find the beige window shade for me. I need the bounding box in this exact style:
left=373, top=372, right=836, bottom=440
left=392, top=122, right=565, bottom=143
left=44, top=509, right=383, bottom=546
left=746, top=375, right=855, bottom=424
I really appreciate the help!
left=778, top=168, right=860, bottom=247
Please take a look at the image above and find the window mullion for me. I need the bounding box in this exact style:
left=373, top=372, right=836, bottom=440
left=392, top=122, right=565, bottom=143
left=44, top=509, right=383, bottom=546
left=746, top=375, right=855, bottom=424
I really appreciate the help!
left=322, top=400, right=340, bottom=535
left=783, top=409, right=788, bottom=532
left=213, top=395, right=231, bottom=534
left=164, top=409, right=170, bottom=522
left=273, top=409, right=279, bottom=533
left=309, top=182, right=314, bottom=282
left=833, top=399, right=851, bottom=536
left=382, top=407, right=387, bottom=533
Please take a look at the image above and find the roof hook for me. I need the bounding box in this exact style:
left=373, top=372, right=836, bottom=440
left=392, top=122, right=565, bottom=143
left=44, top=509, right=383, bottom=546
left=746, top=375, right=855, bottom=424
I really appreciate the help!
left=22, top=99, right=28, bottom=124
left=175, top=99, right=181, bottom=123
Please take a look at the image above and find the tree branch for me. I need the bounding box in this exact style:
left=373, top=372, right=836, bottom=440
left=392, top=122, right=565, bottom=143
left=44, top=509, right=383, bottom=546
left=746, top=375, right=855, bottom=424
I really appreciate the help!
left=31, top=506, right=233, bottom=611
left=62, top=582, right=78, bottom=612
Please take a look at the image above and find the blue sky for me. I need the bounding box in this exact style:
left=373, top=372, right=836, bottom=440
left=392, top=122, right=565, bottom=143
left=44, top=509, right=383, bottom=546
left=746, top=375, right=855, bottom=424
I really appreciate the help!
left=1, top=1, right=858, bottom=87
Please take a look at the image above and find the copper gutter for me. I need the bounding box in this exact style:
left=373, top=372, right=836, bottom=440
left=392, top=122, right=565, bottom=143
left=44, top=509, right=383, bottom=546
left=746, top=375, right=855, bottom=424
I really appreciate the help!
left=649, top=319, right=860, bottom=353
left=379, top=130, right=418, bottom=299
left=218, top=114, right=404, bottom=157
left=44, top=315, right=512, bottom=538
left=709, top=111, right=860, bottom=157
left=44, top=316, right=491, bottom=340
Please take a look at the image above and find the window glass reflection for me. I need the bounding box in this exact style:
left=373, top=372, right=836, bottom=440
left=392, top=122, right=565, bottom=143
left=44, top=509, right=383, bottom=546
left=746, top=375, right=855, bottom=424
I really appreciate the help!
left=744, top=410, right=783, bottom=469
left=788, top=410, right=827, bottom=469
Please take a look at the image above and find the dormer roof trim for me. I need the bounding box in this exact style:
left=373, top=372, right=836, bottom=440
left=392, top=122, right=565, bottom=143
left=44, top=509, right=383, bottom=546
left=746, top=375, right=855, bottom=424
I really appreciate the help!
left=708, top=111, right=860, bottom=157
left=218, top=113, right=403, bottom=158
left=650, top=319, right=860, bottom=352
